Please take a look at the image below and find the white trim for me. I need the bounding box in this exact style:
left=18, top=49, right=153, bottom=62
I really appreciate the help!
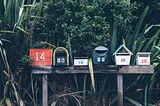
left=113, top=45, right=133, bottom=56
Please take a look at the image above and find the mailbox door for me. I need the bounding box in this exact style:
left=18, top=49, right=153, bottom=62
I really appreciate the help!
left=136, top=57, right=150, bottom=65
left=55, top=55, right=67, bottom=66
left=29, top=49, right=53, bottom=66
left=115, top=55, right=131, bottom=65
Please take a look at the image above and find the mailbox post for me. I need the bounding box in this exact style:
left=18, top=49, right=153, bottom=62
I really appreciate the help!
left=29, top=49, right=53, bottom=106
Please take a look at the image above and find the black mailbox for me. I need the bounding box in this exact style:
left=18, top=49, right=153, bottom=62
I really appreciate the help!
left=92, top=46, right=109, bottom=64
left=53, top=47, right=69, bottom=66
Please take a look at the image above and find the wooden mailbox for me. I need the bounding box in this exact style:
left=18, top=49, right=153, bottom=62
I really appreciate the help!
left=136, top=52, right=151, bottom=65
left=113, top=45, right=133, bottom=65
left=29, top=49, right=53, bottom=66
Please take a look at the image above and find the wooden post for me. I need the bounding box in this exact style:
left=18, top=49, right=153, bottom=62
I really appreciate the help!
left=42, top=74, right=48, bottom=106
left=117, top=74, right=123, bottom=106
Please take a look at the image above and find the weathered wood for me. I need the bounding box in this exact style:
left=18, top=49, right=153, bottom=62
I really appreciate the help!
left=32, top=65, right=154, bottom=74
left=32, top=65, right=154, bottom=106
left=42, top=75, right=48, bottom=106
left=119, top=65, right=154, bottom=74
left=32, top=66, right=119, bottom=74
left=117, top=74, right=123, bottom=106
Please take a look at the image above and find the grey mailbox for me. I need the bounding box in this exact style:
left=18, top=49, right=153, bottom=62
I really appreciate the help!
left=92, top=46, right=109, bottom=64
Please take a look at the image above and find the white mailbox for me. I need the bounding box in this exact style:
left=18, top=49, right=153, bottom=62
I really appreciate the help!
left=74, top=57, right=88, bottom=66
left=113, top=45, right=133, bottom=65
left=136, top=52, right=151, bottom=65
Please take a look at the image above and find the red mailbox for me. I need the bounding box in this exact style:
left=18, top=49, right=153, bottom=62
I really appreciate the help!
left=29, top=49, right=53, bottom=66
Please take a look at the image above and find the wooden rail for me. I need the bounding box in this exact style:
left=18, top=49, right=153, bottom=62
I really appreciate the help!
left=32, top=65, right=154, bottom=106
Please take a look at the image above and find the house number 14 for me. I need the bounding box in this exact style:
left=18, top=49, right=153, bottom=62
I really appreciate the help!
left=36, top=52, right=45, bottom=62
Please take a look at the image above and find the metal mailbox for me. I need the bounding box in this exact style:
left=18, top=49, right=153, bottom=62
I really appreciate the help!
left=53, top=47, right=69, bottom=66
left=74, top=57, right=88, bottom=66
left=136, top=52, right=151, bottom=65
left=113, top=45, right=133, bottom=65
left=92, top=46, right=109, bottom=64
left=29, top=49, right=53, bottom=66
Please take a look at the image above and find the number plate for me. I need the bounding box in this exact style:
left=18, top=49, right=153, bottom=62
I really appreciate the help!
left=29, top=49, right=53, bottom=66
left=74, top=59, right=88, bottom=66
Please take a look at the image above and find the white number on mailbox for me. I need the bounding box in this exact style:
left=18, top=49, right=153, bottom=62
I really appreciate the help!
left=36, top=52, right=45, bottom=62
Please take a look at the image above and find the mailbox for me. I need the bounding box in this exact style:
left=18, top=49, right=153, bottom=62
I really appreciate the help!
left=136, top=52, right=151, bottom=65
left=29, top=49, right=53, bottom=66
left=113, top=45, right=133, bottom=65
left=53, top=47, right=69, bottom=66
left=74, top=57, right=88, bottom=66
left=92, top=46, right=109, bottom=64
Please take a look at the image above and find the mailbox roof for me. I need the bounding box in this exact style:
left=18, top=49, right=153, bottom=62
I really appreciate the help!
left=136, top=52, right=151, bottom=57
left=95, top=46, right=108, bottom=51
left=113, top=45, right=133, bottom=56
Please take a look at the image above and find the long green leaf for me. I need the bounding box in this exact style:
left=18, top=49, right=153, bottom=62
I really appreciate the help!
left=17, top=26, right=31, bottom=36
left=143, top=29, right=160, bottom=51
left=124, top=97, right=143, bottom=106
left=111, top=21, right=117, bottom=54
left=83, top=75, right=87, bottom=106
left=0, top=0, right=5, bottom=19
left=5, top=98, right=12, bottom=106
left=72, top=95, right=82, bottom=106
left=145, top=24, right=160, bottom=34
left=128, top=5, right=149, bottom=48
left=133, top=5, right=149, bottom=39
left=51, top=101, right=58, bottom=106
left=88, top=58, right=95, bottom=92
left=145, top=84, right=148, bottom=106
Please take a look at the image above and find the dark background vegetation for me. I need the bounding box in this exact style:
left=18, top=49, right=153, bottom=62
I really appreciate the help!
left=0, top=0, right=160, bottom=105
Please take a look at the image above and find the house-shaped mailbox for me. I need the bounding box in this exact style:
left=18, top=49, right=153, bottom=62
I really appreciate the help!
left=113, top=45, right=133, bottom=65
left=136, top=52, right=151, bottom=65
left=53, top=47, right=69, bottom=66
left=92, top=46, right=109, bottom=64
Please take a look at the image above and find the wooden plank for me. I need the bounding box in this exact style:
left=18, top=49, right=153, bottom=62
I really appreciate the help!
left=119, top=65, right=154, bottom=74
left=32, top=65, right=154, bottom=74
left=117, top=74, right=123, bottom=106
left=32, top=65, right=119, bottom=74
left=42, top=75, right=48, bottom=106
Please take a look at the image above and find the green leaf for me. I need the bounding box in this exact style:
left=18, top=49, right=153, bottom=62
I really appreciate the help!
left=5, top=98, right=12, bottom=106
left=154, top=46, right=160, bottom=50
left=133, top=5, right=149, bottom=39
left=88, top=58, right=95, bottom=92
left=145, top=24, right=160, bottom=34
left=51, top=101, right=58, bottom=106
left=145, top=84, right=148, bottom=106
left=143, top=29, right=160, bottom=51
left=111, top=21, right=118, bottom=54
left=72, top=95, right=82, bottom=106
left=17, top=26, right=31, bottom=36
left=124, top=97, right=143, bottom=106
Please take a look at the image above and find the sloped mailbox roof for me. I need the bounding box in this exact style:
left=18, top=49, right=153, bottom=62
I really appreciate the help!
left=113, top=45, right=133, bottom=56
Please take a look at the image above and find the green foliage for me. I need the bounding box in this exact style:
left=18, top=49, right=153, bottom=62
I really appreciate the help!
left=33, top=0, right=136, bottom=57
left=0, top=0, right=160, bottom=106
left=19, top=55, right=33, bottom=66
